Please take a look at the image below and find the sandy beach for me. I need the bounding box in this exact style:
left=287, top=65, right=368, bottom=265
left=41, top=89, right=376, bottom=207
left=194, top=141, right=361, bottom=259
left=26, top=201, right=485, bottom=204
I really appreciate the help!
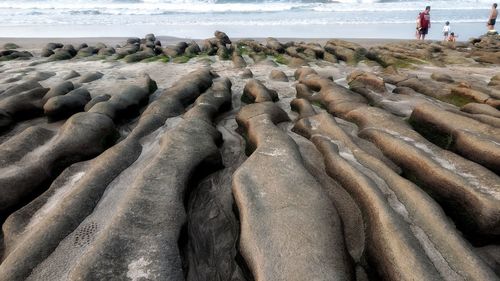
left=0, top=31, right=499, bottom=280
left=0, top=22, right=490, bottom=41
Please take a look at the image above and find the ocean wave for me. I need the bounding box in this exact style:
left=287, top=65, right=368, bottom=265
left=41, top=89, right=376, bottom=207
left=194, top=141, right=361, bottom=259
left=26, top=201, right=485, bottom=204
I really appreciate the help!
left=69, top=10, right=103, bottom=15
left=0, top=0, right=496, bottom=7
left=0, top=2, right=493, bottom=15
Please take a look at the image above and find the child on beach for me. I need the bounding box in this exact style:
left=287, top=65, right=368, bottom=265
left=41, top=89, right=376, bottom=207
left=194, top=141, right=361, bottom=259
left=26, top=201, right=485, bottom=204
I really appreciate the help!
left=416, top=14, right=421, bottom=39
left=443, top=21, right=451, bottom=40
left=447, top=32, right=457, bottom=42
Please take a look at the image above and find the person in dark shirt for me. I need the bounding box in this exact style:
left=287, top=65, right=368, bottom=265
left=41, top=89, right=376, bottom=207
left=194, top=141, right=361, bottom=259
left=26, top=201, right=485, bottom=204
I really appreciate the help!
left=418, top=6, right=431, bottom=40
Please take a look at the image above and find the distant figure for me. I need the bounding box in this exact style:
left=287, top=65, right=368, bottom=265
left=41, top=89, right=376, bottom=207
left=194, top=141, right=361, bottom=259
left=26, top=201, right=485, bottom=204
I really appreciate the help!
left=487, top=3, right=498, bottom=31
left=418, top=6, right=431, bottom=40
left=415, top=14, right=422, bottom=39
left=447, top=32, right=457, bottom=42
left=443, top=21, right=451, bottom=41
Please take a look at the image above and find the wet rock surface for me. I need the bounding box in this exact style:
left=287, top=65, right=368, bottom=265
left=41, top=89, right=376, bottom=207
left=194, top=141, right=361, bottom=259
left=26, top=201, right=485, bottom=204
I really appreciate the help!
left=0, top=33, right=499, bottom=281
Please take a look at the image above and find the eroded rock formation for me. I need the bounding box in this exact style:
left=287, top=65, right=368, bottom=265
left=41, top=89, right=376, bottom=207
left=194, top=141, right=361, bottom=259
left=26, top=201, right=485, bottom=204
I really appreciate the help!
left=0, top=33, right=499, bottom=281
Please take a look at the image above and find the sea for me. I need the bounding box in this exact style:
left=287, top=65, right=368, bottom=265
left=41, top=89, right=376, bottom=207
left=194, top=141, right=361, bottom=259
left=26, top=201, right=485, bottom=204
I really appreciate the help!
left=0, top=0, right=495, bottom=40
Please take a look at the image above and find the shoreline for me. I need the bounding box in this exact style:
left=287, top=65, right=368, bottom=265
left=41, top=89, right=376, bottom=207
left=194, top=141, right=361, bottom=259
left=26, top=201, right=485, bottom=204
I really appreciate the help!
left=0, top=22, right=490, bottom=42
left=0, top=37, right=437, bottom=50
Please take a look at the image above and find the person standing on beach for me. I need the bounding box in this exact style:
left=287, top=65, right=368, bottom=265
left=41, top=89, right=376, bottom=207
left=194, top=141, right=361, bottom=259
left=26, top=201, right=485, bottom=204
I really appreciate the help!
left=487, top=3, right=498, bottom=31
left=443, top=21, right=451, bottom=41
left=418, top=6, right=431, bottom=40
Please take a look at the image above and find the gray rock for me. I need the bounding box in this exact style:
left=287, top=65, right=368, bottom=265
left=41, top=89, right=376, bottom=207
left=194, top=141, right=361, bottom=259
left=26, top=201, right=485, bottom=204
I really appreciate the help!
left=295, top=71, right=499, bottom=280
left=79, top=71, right=104, bottom=83
left=145, top=33, right=156, bottom=42
left=231, top=53, right=246, bottom=68
left=123, top=50, right=155, bottom=63
left=44, top=88, right=91, bottom=119
left=233, top=102, right=353, bottom=280
left=1, top=79, right=42, bottom=99
left=84, top=94, right=111, bottom=111
left=266, top=37, right=285, bottom=53
left=430, top=72, right=454, bottom=83
left=126, top=37, right=141, bottom=45
left=214, top=30, right=231, bottom=45
left=77, top=43, right=88, bottom=50
left=63, top=70, right=80, bottom=80
left=28, top=71, right=56, bottom=82
left=239, top=69, right=253, bottom=79
left=242, top=79, right=279, bottom=103
left=76, top=47, right=96, bottom=58
left=0, top=87, right=48, bottom=129
left=129, top=67, right=215, bottom=139
left=185, top=41, right=201, bottom=56
left=0, top=111, right=117, bottom=220
left=94, top=42, right=107, bottom=50
left=45, top=42, right=63, bottom=51
left=40, top=48, right=54, bottom=57
left=97, top=47, right=115, bottom=56
left=42, top=81, right=74, bottom=103
left=3, top=43, right=19, bottom=50
left=49, top=50, right=73, bottom=61
left=269, top=69, right=288, bottom=82
left=115, top=44, right=139, bottom=58
left=62, top=44, right=77, bottom=57
left=89, top=74, right=157, bottom=120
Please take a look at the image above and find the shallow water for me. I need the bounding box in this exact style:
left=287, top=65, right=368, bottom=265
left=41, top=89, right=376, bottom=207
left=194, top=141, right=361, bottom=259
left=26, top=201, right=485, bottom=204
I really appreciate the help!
left=0, top=0, right=495, bottom=39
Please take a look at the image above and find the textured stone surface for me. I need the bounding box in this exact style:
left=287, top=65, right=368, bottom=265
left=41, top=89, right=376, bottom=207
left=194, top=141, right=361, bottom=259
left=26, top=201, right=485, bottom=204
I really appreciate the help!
left=233, top=102, right=353, bottom=281
left=0, top=35, right=499, bottom=281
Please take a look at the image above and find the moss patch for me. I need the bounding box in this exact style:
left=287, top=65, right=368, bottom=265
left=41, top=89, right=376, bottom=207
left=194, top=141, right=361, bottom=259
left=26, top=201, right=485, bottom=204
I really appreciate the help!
left=237, top=45, right=250, bottom=55
left=173, top=55, right=193, bottom=63
left=311, top=100, right=326, bottom=109
left=139, top=55, right=169, bottom=63
left=274, top=54, right=289, bottom=65
left=3, top=43, right=20, bottom=50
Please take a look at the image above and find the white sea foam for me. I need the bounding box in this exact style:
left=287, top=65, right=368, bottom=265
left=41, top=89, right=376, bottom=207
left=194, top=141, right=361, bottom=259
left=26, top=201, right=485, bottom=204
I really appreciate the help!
left=0, top=0, right=493, bottom=38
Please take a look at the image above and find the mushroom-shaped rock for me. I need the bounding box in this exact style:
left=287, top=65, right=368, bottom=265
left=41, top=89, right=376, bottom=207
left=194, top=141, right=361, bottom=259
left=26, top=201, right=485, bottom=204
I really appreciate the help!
left=124, top=49, right=155, bottom=63
left=145, top=33, right=156, bottom=42
left=49, top=50, right=73, bottom=61
left=184, top=41, right=201, bottom=56
left=62, top=44, right=77, bottom=57
left=126, top=37, right=141, bottom=45
left=266, top=37, right=285, bottom=53
left=45, top=42, right=63, bottom=51
left=76, top=47, right=95, bottom=58
left=242, top=79, right=279, bottom=103
left=214, top=30, right=231, bottom=45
